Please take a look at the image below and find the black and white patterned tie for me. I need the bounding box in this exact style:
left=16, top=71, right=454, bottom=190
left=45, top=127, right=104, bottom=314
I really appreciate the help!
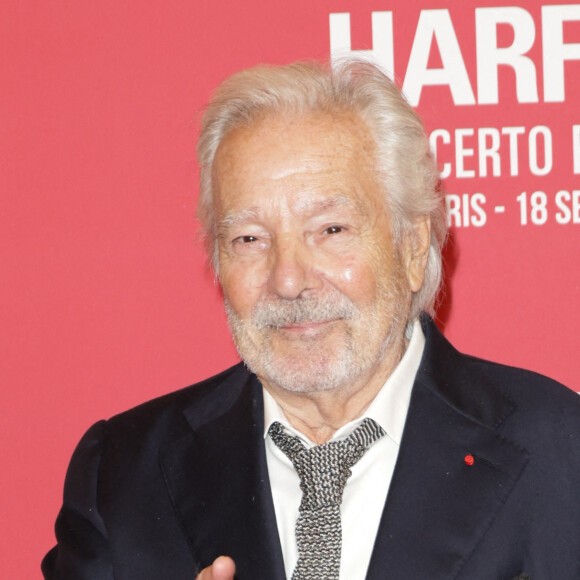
left=268, top=418, right=386, bottom=580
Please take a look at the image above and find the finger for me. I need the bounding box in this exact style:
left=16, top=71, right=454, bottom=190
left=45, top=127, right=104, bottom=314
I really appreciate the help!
left=195, top=555, right=236, bottom=580
left=212, top=556, right=236, bottom=579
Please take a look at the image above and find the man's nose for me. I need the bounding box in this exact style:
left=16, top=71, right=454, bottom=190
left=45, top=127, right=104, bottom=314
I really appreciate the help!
left=267, top=239, right=320, bottom=300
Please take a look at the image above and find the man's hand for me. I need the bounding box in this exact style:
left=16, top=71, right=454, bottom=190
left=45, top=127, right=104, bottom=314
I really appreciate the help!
left=195, top=556, right=236, bottom=580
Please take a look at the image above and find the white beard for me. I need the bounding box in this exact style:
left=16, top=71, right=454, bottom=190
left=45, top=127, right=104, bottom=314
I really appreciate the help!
left=224, top=268, right=411, bottom=394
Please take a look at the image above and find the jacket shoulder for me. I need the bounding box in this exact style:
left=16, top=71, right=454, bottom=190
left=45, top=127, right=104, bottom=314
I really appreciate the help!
left=113, top=362, right=248, bottom=416
left=103, top=362, right=254, bottom=446
left=420, top=316, right=580, bottom=433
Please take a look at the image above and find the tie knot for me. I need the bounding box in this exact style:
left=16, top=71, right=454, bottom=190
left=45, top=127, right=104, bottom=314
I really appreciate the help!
left=268, top=418, right=385, bottom=510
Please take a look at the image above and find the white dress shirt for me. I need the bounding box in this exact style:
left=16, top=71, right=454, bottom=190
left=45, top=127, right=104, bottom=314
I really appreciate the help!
left=263, top=320, right=426, bottom=580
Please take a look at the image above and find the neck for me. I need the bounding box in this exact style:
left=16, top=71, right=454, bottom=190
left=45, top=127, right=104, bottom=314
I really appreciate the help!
left=261, top=332, right=407, bottom=444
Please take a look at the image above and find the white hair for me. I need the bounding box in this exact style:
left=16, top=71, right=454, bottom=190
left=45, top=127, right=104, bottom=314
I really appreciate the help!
left=196, top=59, right=447, bottom=319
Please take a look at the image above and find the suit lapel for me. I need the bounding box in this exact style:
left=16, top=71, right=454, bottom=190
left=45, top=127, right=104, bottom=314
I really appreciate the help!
left=160, top=368, right=286, bottom=579
left=366, top=319, right=530, bottom=579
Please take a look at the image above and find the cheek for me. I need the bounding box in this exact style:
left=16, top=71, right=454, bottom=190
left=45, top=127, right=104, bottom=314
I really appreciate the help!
left=325, top=252, right=380, bottom=303
left=219, top=261, right=268, bottom=316
left=332, top=257, right=358, bottom=286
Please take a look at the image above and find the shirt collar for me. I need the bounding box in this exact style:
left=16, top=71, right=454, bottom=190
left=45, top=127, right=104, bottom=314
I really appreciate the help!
left=262, top=319, right=425, bottom=446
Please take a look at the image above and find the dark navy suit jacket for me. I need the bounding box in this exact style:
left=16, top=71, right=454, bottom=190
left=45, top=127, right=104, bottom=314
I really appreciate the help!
left=43, top=318, right=580, bottom=579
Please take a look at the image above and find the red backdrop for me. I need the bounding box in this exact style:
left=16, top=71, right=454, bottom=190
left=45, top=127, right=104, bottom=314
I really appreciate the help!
left=2, top=1, right=579, bottom=577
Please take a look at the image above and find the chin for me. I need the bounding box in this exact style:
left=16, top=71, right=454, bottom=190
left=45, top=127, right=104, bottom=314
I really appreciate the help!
left=235, top=327, right=356, bottom=393
left=244, top=329, right=391, bottom=394
left=259, top=354, right=352, bottom=393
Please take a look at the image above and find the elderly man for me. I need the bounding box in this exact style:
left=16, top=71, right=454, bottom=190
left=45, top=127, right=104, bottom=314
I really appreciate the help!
left=43, top=60, right=580, bottom=580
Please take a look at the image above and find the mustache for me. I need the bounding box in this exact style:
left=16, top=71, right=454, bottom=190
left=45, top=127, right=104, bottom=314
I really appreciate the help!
left=251, top=294, right=358, bottom=329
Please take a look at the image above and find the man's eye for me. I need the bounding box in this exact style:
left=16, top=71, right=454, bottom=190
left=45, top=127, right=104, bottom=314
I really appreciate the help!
left=324, top=225, right=344, bottom=235
left=234, top=235, right=258, bottom=244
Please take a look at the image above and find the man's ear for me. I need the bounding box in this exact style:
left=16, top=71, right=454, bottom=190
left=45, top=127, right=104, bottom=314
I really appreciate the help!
left=403, top=217, right=431, bottom=293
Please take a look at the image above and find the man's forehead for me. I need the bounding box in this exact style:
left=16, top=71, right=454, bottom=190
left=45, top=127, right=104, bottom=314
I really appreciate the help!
left=211, top=109, right=383, bottom=230
left=217, top=109, right=374, bottom=156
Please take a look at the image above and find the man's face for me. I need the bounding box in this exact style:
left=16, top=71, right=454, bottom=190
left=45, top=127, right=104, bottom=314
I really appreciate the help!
left=212, top=112, right=426, bottom=395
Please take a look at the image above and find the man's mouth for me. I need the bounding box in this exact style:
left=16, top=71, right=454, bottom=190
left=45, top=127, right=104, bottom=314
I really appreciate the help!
left=276, top=319, right=337, bottom=334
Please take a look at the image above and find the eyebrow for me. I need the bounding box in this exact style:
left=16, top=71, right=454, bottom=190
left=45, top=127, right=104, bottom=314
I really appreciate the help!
left=216, top=193, right=360, bottom=236
left=218, top=208, right=261, bottom=232
left=293, top=193, right=355, bottom=216
left=217, top=194, right=358, bottom=234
